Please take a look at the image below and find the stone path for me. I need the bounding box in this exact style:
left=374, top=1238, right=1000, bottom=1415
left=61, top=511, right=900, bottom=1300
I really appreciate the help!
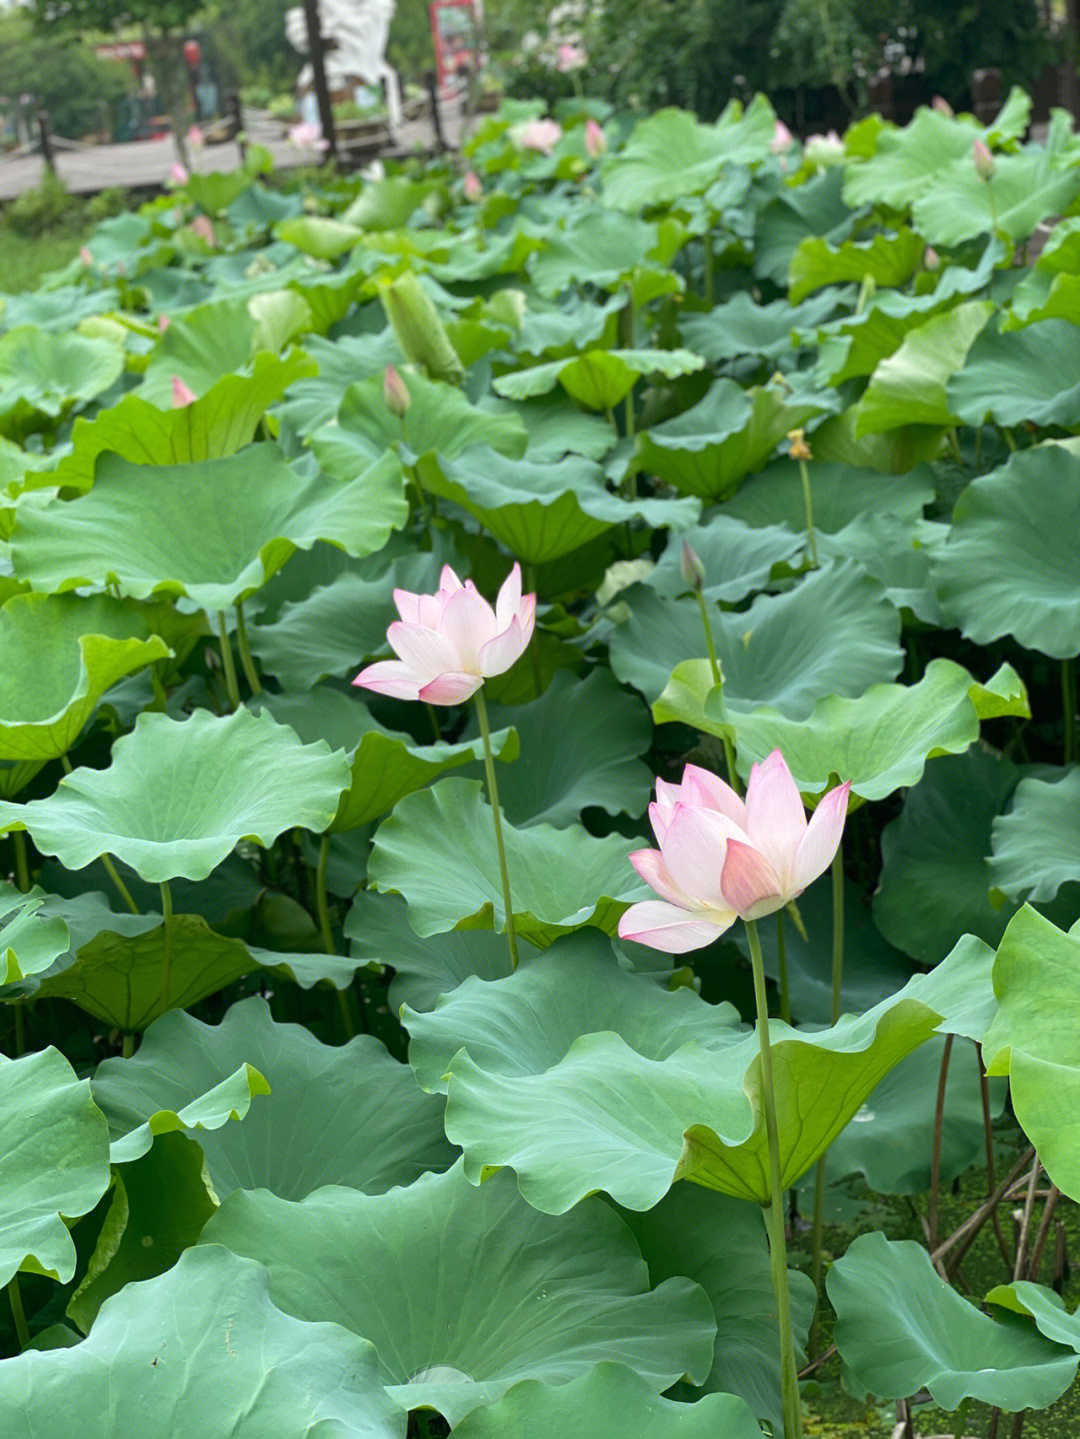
left=0, top=97, right=467, bottom=202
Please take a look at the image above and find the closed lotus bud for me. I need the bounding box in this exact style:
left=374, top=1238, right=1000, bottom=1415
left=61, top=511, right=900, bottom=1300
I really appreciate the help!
left=932, top=95, right=954, bottom=117
left=380, top=271, right=464, bottom=384
left=680, top=540, right=706, bottom=593
left=973, top=137, right=996, bottom=181
left=383, top=363, right=411, bottom=417
left=463, top=169, right=483, bottom=202
left=924, top=246, right=940, bottom=270
left=788, top=429, right=812, bottom=462
left=584, top=118, right=607, bottom=158
left=171, top=375, right=198, bottom=408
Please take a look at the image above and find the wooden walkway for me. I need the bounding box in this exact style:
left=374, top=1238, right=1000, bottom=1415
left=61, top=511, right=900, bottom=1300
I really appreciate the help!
left=0, top=99, right=466, bottom=202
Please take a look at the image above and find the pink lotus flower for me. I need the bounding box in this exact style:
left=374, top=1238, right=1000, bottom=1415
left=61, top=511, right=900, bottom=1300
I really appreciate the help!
left=618, top=753, right=850, bottom=952
left=170, top=161, right=189, bottom=184
left=158, top=314, right=171, bottom=332
left=973, top=137, right=995, bottom=181
left=514, top=118, right=563, bottom=155
left=353, top=563, right=536, bottom=706
left=584, top=118, right=606, bottom=158
left=289, top=120, right=325, bottom=149
left=189, top=214, right=216, bottom=247
left=932, top=95, right=954, bottom=117
left=171, top=376, right=198, bottom=407
left=187, top=124, right=204, bottom=147
left=79, top=246, right=93, bottom=267
left=771, top=119, right=794, bottom=153
left=556, top=42, right=587, bottom=73
left=463, top=169, right=483, bottom=201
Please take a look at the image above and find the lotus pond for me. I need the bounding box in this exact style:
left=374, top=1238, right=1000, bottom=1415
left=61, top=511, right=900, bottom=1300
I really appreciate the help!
left=1, top=87, right=1080, bottom=1439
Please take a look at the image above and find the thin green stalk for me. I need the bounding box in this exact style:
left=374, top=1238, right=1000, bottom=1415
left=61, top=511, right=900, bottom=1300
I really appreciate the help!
left=234, top=600, right=262, bottom=696
left=122, top=1032, right=135, bottom=1058
left=1000, top=425, right=1017, bottom=452
left=158, top=880, right=175, bottom=1014
left=216, top=610, right=241, bottom=710
left=1062, top=658, right=1075, bottom=765
left=693, top=589, right=738, bottom=790
left=425, top=703, right=442, bottom=744
left=60, top=754, right=139, bottom=913
left=797, top=457, right=818, bottom=568
left=7, top=1275, right=30, bottom=1351
left=954, top=1399, right=969, bottom=1439
left=810, top=843, right=845, bottom=1351
left=746, top=918, right=803, bottom=1439
left=474, top=687, right=518, bottom=971
left=316, top=834, right=337, bottom=957
left=12, top=830, right=29, bottom=893
left=703, top=233, right=715, bottom=305
left=776, top=908, right=791, bottom=1025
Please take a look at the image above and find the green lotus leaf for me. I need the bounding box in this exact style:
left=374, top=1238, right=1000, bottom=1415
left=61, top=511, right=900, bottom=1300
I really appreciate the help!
left=635, top=379, right=832, bottom=501
left=0, top=325, right=124, bottom=437
left=828, top=1232, right=1076, bottom=1411
left=139, top=297, right=257, bottom=405
left=404, top=933, right=739, bottom=1095
left=93, top=1022, right=270, bottom=1165
left=679, top=289, right=843, bottom=364
left=912, top=146, right=1080, bottom=248
left=494, top=348, right=704, bottom=408
left=0, top=708, right=350, bottom=884
left=788, top=227, right=924, bottom=303
left=202, top=1162, right=716, bottom=1425
left=11, top=444, right=407, bottom=613
left=621, top=1185, right=815, bottom=1433
left=513, top=294, right=625, bottom=359
left=602, top=98, right=775, bottom=211
left=0, top=1246, right=406, bottom=1438
left=948, top=318, right=1080, bottom=428
left=342, top=175, right=443, bottom=229
left=0, top=592, right=171, bottom=770
left=450, top=1363, right=762, bottom=1439
left=816, top=512, right=945, bottom=625
left=347, top=891, right=513, bottom=1012
left=1003, top=217, right=1080, bottom=328
left=854, top=300, right=992, bottom=434
left=435, top=956, right=955, bottom=1211
left=249, top=568, right=403, bottom=690
left=841, top=107, right=987, bottom=210
left=986, top=1282, right=1080, bottom=1357
left=275, top=214, right=364, bottom=259
left=529, top=209, right=666, bottom=297
left=818, top=1033, right=1007, bottom=1197
left=753, top=166, right=854, bottom=285
left=0, top=884, right=71, bottom=986
left=272, top=333, right=404, bottom=435
left=989, top=766, right=1080, bottom=903
left=40, top=350, right=318, bottom=494
left=67, top=1130, right=219, bottom=1331
left=257, top=686, right=517, bottom=832
left=322, top=371, right=527, bottom=467
left=933, top=446, right=1080, bottom=658
left=413, top=447, right=699, bottom=565
left=0, top=1046, right=111, bottom=1285
left=646, top=514, right=803, bottom=602
left=611, top=559, right=902, bottom=711
left=683, top=658, right=1024, bottom=802
left=92, top=997, right=455, bottom=1199
left=368, top=777, right=641, bottom=947
left=875, top=748, right=1023, bottom=963
left=463, top=668, right=653, bottom=827
left=719, top=458, right=935, bottom=532
left=983, top=906, right=1080, bottom=1203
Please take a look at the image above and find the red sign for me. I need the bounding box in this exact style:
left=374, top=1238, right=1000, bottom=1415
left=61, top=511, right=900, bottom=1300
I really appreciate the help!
left=430, top=0, right=479, bottom=90
left=95, top=41, right=147, bottom=61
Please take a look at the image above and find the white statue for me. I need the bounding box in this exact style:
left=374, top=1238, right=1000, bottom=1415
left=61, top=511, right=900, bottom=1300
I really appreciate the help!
left=285, top=0, right=402, bottom=132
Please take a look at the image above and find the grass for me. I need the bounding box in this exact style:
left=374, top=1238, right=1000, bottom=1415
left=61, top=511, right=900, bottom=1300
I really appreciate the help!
left=0, top=228, right=86, bottom=292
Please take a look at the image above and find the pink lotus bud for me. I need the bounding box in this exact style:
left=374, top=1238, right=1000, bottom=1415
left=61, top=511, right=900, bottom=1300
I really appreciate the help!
left=679, top=541, right=705, bottom=592
left=190, top=214, right=216, bottom=247
left=187, top=124, right=204, bottom=147
left=158, top=314, right=171, bottom=331
left=932, top=95, right=954, bottom=117
left=170, top=162, right=189, bottom=185
left=353, top=563, right=537, bottom=707
left=584, top=118, right=606, bottom=158
left=383, top=363, right=411, bottom=417
left=924, top=246, right=940, bottom=270
left=617, top=753, right=850, bottom=953
left=556, top=42, right=587, bottom=73
left=171, top=376, right=198, bottom=407
left=771, top=119, right=794, bottom=153
left=463, top=169, right=483, bottom=202
left=973, top=137, right=996, bottom=181
left=289, top=120, right=322, bottom=148
left=79, top=246, right=93, bottom=267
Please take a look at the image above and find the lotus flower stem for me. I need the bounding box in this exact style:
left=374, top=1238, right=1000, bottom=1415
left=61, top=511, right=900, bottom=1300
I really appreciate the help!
left=7, top=1275, right=29, bottom=1351
left=158, top=881, right=175, bottom=1013
left=745, top=917, right=803, bottom=1439
left=11, top=830, right=29, bottom=893
left=216, top=611, right=242, bottom=710
left=234, top=601, right=262, bottom=696
left=776, top=908, right=791, bottom=1025
left=810, top=842, right=846, bottom=1351
left=928, top=1032, right=955, bottom=1252
left=692, top=589, right=738, bottom=790
left=474, top=687, right=518, bottom=971
left=1062, top=659, right=1075, bottom=764
left=797, top=457, right=818, bottom=569
left=953, top=1398, right=969, bottom=1439
left=316, top=833, right=338, bottom=957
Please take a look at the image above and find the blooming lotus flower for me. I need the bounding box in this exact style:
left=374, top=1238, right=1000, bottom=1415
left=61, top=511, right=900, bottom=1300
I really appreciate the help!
left=171, top=376, right=197, bottom=407
left=618, top=753, right=850, bottom=951
left=463, top=169, right=483, bottom=202
left=353, top=563, right=536, bottom=705
left=584, top=118, right=606, bottom=157
left=289, top=120, right=322, bottom=149
left=556, top=42, right=587, bottom=72
left=514, top=118, right=563, bottom=155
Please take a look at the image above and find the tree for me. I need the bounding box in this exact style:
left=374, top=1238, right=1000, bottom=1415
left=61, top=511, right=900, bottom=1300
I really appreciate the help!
left=0, top=11, right=129, bottom=141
